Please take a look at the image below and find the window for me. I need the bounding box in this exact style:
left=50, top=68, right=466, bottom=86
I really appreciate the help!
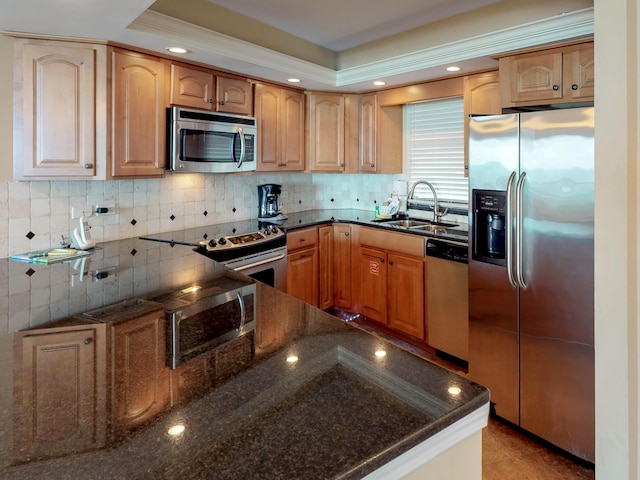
left=403, top=97, right=468, bottom=209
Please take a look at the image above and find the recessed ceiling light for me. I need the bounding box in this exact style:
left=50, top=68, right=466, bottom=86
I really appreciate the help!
left=287, top=78, right=301, bottom=83
left=373, top=81, right=386, bottom=86
left=167, top=47, right=188, bottom=54
left=446, top=66, right=461, bottom=72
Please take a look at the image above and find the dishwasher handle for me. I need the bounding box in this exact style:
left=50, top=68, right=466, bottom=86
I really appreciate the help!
left=425, top=239, right=468, bottom=264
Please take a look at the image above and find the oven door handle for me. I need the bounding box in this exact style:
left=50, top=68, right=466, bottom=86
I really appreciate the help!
left=236, top=292, right=246, bottom=332
left=234, top=252, right=286, bottom=272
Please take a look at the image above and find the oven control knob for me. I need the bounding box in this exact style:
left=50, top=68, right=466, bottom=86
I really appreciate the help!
left=208, top=239, right=217, bottom=249
left=218, top=237, right=227, bottom=245
left=270, top=226, right=279, bottom=234
left=264, top=229, right=271, bottom=236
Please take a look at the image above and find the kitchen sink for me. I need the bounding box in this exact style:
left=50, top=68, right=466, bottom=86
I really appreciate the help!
left=379, top=218, right=459, bottom=230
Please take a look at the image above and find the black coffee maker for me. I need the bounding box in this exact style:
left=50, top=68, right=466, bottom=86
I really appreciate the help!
left=258, top=184, right=287, bottom=221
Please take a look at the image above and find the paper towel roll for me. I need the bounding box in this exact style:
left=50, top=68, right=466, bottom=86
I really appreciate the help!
left=393, top=180, right=408, bottom=196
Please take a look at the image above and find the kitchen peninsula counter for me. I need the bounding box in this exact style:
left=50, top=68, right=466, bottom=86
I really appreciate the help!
left=0, top=233, right=487, bottom=479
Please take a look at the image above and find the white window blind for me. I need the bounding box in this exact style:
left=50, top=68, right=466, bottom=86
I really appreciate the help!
left=404, top=97, right=468, bottom=207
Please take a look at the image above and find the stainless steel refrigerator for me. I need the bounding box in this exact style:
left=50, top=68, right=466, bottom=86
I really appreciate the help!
left=468, top=107, right=594, bottom=463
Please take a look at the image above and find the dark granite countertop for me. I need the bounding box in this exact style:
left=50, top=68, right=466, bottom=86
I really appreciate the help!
left=0, top=229, right=486, bottom=479
left=139, top=208, right=469, bottom=246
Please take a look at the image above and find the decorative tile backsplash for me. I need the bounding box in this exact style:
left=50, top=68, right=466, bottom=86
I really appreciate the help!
left=0, top=172, right=399, bottom=258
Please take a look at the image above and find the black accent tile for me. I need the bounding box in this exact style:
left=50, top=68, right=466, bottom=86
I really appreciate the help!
left=26, top=268, right=35, bottom=276
left=232, top=208, right=236, bottom=213
left=170, top=214, right=175, bottom=221
left=203, top=233, right=208, bottom=240
left=26, top=232, right=35, bottom=240
left=130, top=249, right=137, bottom=256
left=131, top=219, right=137, bottom=226
left=203, top=211, right=208, bottom=216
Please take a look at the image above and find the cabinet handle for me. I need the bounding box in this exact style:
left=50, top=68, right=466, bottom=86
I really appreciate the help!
left=571, top=84, right=579, bottom=90
left=552, top=85, right=559, bottom=91
left=84, top=163, right=93, bottom=169
left=84, top=337, right=93, bottom=345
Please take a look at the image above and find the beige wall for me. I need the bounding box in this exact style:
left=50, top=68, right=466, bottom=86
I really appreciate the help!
left=0, top=34, right=12, bottom=183
left=594, top=0, right=639, bottom=478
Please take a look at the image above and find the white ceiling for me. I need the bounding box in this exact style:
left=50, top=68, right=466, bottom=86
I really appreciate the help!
left=0, top=0, right=594, bottom=91
left=205, top=0, right=501, bottom=51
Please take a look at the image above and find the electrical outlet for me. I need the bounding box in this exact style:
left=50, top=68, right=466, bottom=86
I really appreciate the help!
left=93, top=204, right=116, bottom=216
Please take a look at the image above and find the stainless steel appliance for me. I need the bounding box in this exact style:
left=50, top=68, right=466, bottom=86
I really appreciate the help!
left=195, top=225, right=287, bottom=291
left=258, top=183, right=287, bottom=221
left=426, top=238, right=468, bottom=362
left=168, top=106, right=257, bottom=173
left=468, top=107, right=594, bottom=463
left=153, top=279, right=256, bottom=369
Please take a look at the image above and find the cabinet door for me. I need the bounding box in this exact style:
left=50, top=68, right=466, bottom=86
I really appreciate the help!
left=17, top=42, right=101, bottom=178
left=567, top=43, right=594, bottom=100
left=308, top=94, right=345, bottom=172
left=464, top=71, right=501, bottom=176
left=216, top=76, right=253, bottom=115
left=502, top=51, right=563, bottom=104
left=333, top=224, right=353, bottom=309
left=387, top=253, right=425, bottom=340
left=14, top=326, right=106, bottom=460
left=255, top=84, right=281, bottom=170
left=287, top=247, right=319, bottom=306
left=111, top=49, right=167, bottom=177
left=111, top=310, right=170, bottom=437
left=280, top=88, right=305, bottom=171
left=318, top=225, right=334, bottom=310
left=359, top=247, right=387, bottom=324
left=170, top=63, right=214, bottom=109
left=359, top=93, right=377, bottom=172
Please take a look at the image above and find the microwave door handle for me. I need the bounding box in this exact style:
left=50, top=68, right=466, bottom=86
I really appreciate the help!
left=236, top=127, right=246, bottom=168
left=236, top=292, right=245, bottom=332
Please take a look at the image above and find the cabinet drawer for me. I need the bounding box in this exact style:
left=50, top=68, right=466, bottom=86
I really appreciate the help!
left=359, top=227, right=425, bottom=257
left=287, top=227, right=319, bottom=251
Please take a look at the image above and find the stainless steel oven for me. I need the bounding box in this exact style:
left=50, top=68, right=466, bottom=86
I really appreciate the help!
left=195, top=225, right=287, bottom=291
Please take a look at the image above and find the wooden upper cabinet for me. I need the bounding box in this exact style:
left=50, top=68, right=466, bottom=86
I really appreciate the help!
left=170, top=63, right=214, bottom=109
left=499, top=41, right=594, bottom=108
left=464, top=71, right=501, bottom=175
left=111, top=48, right=167, bottom=178
left=254, top=84, right=304, bottom=171
left=13, top=39, right=107, bottom=180
left=359, top=93, right=377, bottom=173
left=307, top=93, right=345, bottom=172
left=217, top=75, right=253, bottom=115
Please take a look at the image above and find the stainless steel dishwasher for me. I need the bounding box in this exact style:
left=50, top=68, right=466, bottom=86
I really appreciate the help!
left=426, top=238, right=469, bottom=362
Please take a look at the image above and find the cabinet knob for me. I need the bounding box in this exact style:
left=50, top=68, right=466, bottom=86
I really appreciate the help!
left=300, top=238, right=306, bottom=242
left=219, top=101, right=225, bottom=105
left=83, top=163, right=93, bottom=169
left=571, top=84, right=579, bottom=91
left=208, top=98, right=214, bottom=103
left=84, top=337, right=93, bottom=345
left=380, top=258, right=385, bottom=263
left=344, top=232, right=350, bottom=237
left=389, top=260, right=394, bottom=265
left=301, top=253, right=307, bottom=258
left=552, top=85, right=560, bottom=91
left=370, top=163, right=375, bottom=168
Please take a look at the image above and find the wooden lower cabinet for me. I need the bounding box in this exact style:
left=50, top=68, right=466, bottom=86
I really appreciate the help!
left=111, top=309, right=171, bottom=437
left=287, top=247, right=319, bottom=306
left=318, top=225, right=334, bottom=310
left=387, top=253, right=425, bottom=339
left=333, top=224, right=353, bottom=309
left=13, top=325, right=107, bottom=461
left=359, top=246, right=388, bottom=324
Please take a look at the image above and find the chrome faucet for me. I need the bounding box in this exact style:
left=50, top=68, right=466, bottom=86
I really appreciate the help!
left=407, top=180, right=447, bottom=222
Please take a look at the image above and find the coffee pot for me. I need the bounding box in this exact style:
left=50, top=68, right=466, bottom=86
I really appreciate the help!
left=258, top=184, right=287, bottom=221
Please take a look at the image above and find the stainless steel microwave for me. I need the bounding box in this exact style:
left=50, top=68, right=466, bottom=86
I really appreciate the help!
left=168, top=106, right=257, bottom=173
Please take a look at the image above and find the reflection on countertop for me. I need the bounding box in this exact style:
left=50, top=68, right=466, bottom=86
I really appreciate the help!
left=0, top=215, right=484, bottom=479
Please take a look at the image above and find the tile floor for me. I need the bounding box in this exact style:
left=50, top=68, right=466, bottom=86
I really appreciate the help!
left=343, top=315, right=595, bottom=480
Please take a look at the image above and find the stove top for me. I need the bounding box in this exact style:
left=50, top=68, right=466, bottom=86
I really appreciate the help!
left=139, top=220, right=278, bottom=247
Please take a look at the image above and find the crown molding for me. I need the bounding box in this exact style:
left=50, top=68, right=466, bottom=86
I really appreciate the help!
left=336, top=8, right=594, bottom=86
left=127, top=7, right=593, bottom=89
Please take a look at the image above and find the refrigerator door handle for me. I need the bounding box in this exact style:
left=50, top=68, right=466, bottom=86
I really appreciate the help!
left=516, top=171, right=528, bottom=289
left=506, top=171, right=518, bottom=287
